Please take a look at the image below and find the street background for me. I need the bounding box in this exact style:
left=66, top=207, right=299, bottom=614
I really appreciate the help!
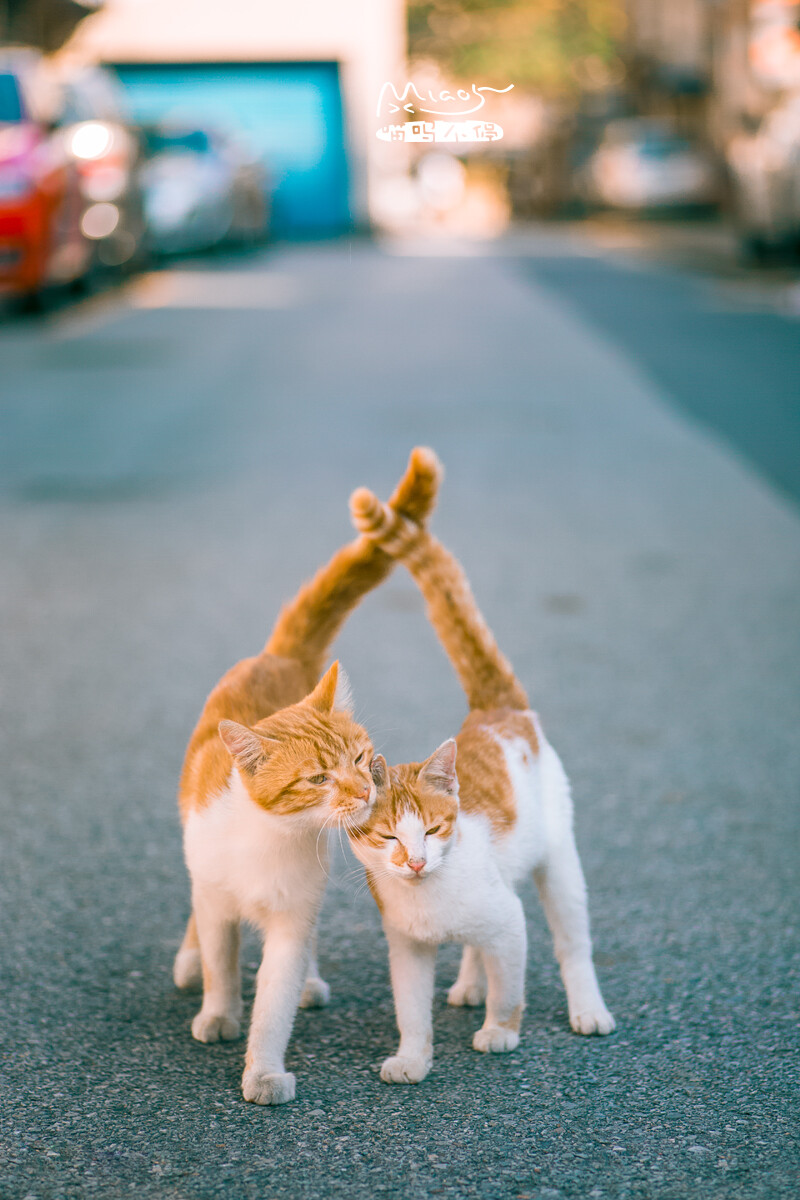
left=1, top=229, right=799, bottom=1200
left=2, top=1, right=800, bottom=1198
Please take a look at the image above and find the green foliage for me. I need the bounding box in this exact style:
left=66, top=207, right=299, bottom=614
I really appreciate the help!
left=408, top=0, right=627, bottom=95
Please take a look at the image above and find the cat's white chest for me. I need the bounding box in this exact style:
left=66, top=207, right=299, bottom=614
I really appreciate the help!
left=184, top=772, right=326, bottom=922
left=381, top=817, right=510, bottom=945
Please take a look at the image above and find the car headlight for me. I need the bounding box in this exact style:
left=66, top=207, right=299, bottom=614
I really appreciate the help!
left=70, top=122, right=113, bottom=161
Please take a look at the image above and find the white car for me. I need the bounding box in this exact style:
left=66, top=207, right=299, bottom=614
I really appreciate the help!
left=581, top=119, right=718, bottom=211
left=141, top=125, right=267, bottom=256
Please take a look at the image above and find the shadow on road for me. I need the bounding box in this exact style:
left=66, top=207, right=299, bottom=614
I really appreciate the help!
left=519, top=251, right=800, bottom=508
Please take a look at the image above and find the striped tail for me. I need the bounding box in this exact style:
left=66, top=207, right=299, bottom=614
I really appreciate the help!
left=265, top=448, right=443, bottom=677
left=350, top=464, right=528, bottom=713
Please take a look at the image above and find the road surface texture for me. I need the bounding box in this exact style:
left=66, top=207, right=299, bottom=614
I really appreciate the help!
left=1, top=229, right=798, bottom=1200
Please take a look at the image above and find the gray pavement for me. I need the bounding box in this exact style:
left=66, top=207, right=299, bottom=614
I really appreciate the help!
left=0, top=233, right=798, bottom=1200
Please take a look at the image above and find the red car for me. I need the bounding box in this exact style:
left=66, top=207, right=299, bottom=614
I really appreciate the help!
left=0, top=50, right=90, bottom=303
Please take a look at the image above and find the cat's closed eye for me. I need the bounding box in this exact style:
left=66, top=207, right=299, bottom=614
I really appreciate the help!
left=427, top=826, right=440, bottom=836
left=355, top=751, right=365, bottom=764
left=308, top=774, right=328, bottom=785
left=380, top=833, right=397, bottom=841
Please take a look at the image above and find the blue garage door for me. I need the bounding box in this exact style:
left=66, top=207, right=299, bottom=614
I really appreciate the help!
left=111, top=60, right=350, bottom=236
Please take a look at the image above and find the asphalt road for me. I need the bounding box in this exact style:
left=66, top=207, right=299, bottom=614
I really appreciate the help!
left=1, top=230, right=798, bottom=1200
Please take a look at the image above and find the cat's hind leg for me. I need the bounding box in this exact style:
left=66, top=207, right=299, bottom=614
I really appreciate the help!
left=534, top=834, right=615, bottom=1035
left=473, top=893, right=526, bottom=1053
left=173, top=911, right=202, bottom=990
left=190, top=886, right=243, bottom=1043
left=447, top=944, right=487, bottom=1007
left=299, top=927, right=330, bottom=1009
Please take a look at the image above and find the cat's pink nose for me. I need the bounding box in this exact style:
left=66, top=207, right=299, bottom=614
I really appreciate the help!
left=408, top=859, right=426, bottom=874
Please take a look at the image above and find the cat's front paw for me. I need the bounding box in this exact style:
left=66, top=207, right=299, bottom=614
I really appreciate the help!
left=447, top=979, right=486, bottom=1007
left=380, top=1054, right=431, bottom=1084
left=191, top=1009, right=242, bottom=1043
left=570, top=1005, right=616, bottom=1036
left=473, top=1025, right=520, bottom=1053
left=242, top=1069, right=296, bottom=1106
left=299, top=976, right=330, bottom=1009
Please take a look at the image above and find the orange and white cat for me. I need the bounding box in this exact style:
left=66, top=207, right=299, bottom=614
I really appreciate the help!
left=348, top=468, right=615, bottom=1084
left=174, top=449, right=441, bottom=1104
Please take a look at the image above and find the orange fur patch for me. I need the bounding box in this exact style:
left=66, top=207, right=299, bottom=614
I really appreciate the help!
left=178, top=448, right=443, bottom=822
left=456, top=709, right=539, bottom=837
left=354, top=710, right=539, bottom=845
left=499, top=1003, right=525, bottom=1033
left=178, top=653, right=314, bottom=817
left=179, top=660, right=374, bottom=819
left=365, top=870, right=384, bottom=914
left=239, top=705, right=373, bottom=817
left=403, top=534, right=530, bottom=712
left=351, top=762, right=458, bottom=847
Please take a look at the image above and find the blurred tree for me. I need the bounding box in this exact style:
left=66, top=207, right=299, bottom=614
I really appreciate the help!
left=1, top=0, right=98, bottom=53
left=408, top=0, right=628, bottom=95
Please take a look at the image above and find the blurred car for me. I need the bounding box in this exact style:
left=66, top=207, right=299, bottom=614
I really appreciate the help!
left=0, top=48, right=90, bottom=303
left=141, top=124, right=268, bottom=256
left=59, top=66, right=147, bottom=272
left=578, top=119, right=719, bottom=212
left=727, top=98, right=800, bottom=258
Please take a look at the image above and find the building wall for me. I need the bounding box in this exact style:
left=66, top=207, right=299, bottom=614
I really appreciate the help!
left=627, top=0, right=800, bottom=146
left=61, top=0, right=407, bottom=227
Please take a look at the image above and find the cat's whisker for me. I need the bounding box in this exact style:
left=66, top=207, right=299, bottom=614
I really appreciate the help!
left=335, top=817, right=347, bottom=865
left=314, top=810, right=341, bottom=879
left=351, top=709, right=401, bottom=739
left=320, top=811, right=365, bottom=896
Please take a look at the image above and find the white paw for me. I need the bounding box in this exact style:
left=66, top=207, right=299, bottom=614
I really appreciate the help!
left=447, top=979, right=486, bottom=1007
left=242, top=1069, right=296, bottom=1106
left=173, top=948, right=202, bottom=990
left=380, top=1054, right=431, bottom=1084
left=570, top=1005, right=616, bottom=1036
left=299, top=977, right=330, bottom=1009
left=473, top=1025, right=520, bottom=1054
left=191, top=1009, right=242, bottom=1043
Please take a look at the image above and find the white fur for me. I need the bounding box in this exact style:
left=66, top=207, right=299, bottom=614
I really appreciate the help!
left=333, top=666, right=354, bottom=715
left=351, top=715, right=615, bottom=1084
left=184, top=771, right=329, bottom=920
left=179, top=769, right=345, bottom=1105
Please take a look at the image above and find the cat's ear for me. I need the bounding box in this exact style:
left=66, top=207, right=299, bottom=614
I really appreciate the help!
left=218, top=720, right=275, bottom=772
left=305, top=661, right=351, bottom=714
left=419, top=739, right=458, bottom=796
left=370, top=753, right=389, bottom=791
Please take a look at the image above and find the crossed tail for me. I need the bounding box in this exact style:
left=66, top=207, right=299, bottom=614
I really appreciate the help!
left=350, top=460, right=529, bottom=713
left=265, top=447, right=443, bottom=677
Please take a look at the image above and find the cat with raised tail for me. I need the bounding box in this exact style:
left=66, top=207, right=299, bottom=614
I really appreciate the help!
left=174, top=448, right=442, bottom=1105
left=348, top=458, right=615, bottom=1085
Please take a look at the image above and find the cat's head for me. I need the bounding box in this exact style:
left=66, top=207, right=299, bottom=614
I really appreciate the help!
left=349, top=740, right=459, bottom=881
left=218, top=662, right=375, bottom=826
